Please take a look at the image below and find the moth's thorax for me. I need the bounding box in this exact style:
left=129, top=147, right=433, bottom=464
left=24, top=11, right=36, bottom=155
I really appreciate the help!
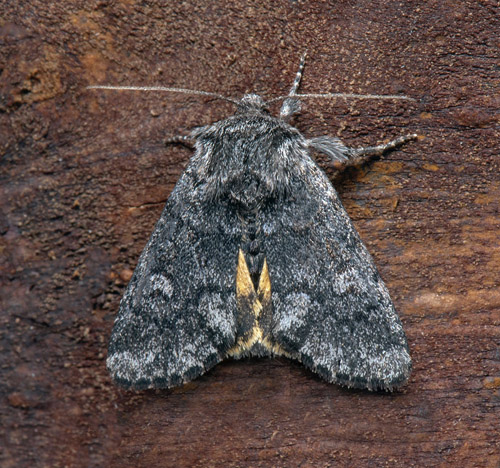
left=193, top=111, right=307, bottom=207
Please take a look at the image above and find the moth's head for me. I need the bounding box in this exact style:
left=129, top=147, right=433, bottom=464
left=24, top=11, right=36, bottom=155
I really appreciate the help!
left=236, top=94, right=269, bottom=115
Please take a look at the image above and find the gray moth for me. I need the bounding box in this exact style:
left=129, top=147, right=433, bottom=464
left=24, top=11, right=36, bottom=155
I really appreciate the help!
left=94, top=54, right=415, bottom=391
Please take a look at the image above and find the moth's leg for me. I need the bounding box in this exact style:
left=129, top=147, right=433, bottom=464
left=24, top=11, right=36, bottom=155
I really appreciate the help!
left=280, top=52, right=307, bottom=120
left=347, top=134, right=418, bottom=166
left=308, top=133, right=417, bottom=171
left=165, top=134, right=195, bottom=148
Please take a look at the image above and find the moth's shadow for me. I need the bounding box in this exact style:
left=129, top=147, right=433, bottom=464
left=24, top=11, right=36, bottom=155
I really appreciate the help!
left=115, top=356, right=406, bottom=405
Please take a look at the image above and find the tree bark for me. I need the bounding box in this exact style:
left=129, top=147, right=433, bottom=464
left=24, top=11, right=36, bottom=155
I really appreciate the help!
left=1, top=1, right=498, bottom=467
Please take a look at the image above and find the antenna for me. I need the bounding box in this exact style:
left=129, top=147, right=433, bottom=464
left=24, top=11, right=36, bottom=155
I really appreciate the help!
left=274, top=52, right=415, bottom=117
left=87, top=85, right=239, bottom=105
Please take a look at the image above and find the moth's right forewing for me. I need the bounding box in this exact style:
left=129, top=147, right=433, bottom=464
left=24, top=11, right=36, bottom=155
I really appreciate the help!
left=107, top=160, right=242, bottom=389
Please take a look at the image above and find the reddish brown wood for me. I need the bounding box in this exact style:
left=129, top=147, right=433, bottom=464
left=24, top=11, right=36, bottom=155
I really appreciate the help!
left=1, top=1, right=498, bottom=467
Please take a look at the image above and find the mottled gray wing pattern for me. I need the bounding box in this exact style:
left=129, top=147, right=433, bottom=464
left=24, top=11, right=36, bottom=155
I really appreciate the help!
left=107, top=168, right=242, bottom=389
left=262, top=158, right=411, bottom=390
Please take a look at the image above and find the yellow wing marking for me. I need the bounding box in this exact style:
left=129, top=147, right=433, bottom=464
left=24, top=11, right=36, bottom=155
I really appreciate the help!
left=227, top=250, right=289, bottom=357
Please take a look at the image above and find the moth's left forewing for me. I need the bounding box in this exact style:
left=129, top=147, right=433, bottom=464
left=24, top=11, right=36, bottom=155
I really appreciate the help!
left=261, top=146, right=411, bottom=391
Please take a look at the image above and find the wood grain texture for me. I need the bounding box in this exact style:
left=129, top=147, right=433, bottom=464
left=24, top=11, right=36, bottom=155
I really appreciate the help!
left=1, top=1, right=498, bottom=467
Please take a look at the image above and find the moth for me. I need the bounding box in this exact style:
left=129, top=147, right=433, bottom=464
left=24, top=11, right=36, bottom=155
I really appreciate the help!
left=92, top=54, right=415, bottom=391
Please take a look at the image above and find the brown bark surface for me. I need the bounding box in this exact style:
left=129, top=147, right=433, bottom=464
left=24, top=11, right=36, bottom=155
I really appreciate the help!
left=1, top=1, right=498, bottom=467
